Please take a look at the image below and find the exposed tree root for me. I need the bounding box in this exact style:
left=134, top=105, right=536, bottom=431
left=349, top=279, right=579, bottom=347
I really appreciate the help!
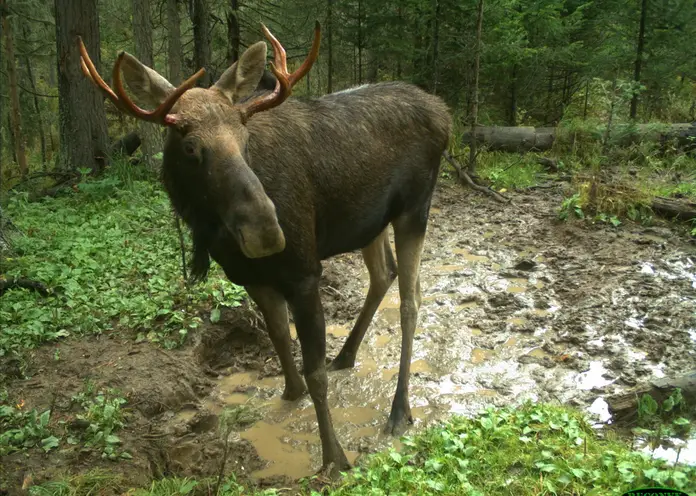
left=442, top=151, right=510, bottom=203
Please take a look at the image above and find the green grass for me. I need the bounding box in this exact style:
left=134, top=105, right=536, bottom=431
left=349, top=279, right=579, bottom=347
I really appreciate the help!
left=476, top=152, right=547, bottom=190
left=1, top=173, right=247, bottom=359
left=25, top=402, right=696, bottom=496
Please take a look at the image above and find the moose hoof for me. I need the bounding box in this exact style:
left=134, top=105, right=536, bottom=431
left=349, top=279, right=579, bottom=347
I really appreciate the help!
left=327, top=354, right=356, bottom=372
left=281, top=380, right=307, bottom=401
left=384, top=402, right=413, bottom=436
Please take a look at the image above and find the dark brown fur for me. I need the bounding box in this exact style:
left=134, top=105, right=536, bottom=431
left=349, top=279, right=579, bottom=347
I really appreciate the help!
left=163, top=82, right=451, bottom=291
left=98, top=29, right=453, bottom=473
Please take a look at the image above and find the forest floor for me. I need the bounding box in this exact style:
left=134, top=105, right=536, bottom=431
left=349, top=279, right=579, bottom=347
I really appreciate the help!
left=1, top=173, right=696, bottom=494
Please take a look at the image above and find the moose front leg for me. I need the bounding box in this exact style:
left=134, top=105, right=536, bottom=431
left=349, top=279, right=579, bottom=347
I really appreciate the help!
left=246, top=285, right=307, bottom=401
left=288, top=278, right=350, bottom=476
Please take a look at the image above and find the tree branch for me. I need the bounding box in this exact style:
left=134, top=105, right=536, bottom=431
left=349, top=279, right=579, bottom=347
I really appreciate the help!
left=443, top=151, right=510, bottom=203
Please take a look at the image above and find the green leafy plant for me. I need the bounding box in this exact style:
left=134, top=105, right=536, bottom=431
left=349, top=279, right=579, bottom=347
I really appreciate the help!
left=71, top=387, right=130, bottom=460
left=595, top=212, right=622, bottom=227
left=559, top=193, right=585, bottom=220
left=1, top=174, right=247, bottom=358
left=0, top=396, right=59, bottom=456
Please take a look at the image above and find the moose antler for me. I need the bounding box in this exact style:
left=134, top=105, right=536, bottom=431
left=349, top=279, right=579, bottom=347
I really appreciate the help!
left=243, top=21, right=321, bottom=120
left=76, top=36, right=205, bottom=126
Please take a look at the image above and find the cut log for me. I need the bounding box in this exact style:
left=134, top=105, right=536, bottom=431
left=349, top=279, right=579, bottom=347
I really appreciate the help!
left=461, top=123, right=696, bottom=153
left=461, top=126, right=556, bottom=152
left=607, top=370, right=696, bottom=424
left=651, top=196, right=696, bottom=221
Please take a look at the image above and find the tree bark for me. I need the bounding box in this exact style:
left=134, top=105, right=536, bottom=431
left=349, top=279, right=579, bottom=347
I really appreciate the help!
left=21, top=24, right=48, bottom=168
left=225, top=0, right=239, bottom=66
left=54, top=0, right=110, bottom=172
left=132, top=0, right=164, bottom=171
left=191, top=0, right=211, bottom=87
left=431, top=0, right=440, bottom=94
left=0, top=0, right=3, bottom=194
left=357, top=0, right=363, bottom=84
left=2, top=5, right=28, bottom=179
left=509, top=64, right=518, bottom=126
left=167, top=0, right=182, bottom=84
left=326, top=0, right=333, bottom=93
left=468, top=0, right=484, bottom=175
left=630, top=0, right=648, bottom=120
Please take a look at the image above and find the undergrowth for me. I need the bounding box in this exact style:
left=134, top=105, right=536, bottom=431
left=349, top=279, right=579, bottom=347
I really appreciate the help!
left=26, top=402, right=696, bottom=496
left=476, top=152, right=547, bottom=190
left=0, top=172, right=246, bottom=360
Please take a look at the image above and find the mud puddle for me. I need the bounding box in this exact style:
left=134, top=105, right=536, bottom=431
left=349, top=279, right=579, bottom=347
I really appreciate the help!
left=196, top=184, right=696, bottom=481
left=2, top=181, right=696, bottom=492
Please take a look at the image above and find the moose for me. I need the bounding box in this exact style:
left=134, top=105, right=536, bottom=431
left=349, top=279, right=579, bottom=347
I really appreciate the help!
left=77, top=22, right=452, bottom=475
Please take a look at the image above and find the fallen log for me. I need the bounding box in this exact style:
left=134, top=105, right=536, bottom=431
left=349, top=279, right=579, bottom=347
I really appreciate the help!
left=461, top=123, right=696, bottom=153
left=651, top=196, right=696, bottom=221
left=607, top=370, right=696, bottom=424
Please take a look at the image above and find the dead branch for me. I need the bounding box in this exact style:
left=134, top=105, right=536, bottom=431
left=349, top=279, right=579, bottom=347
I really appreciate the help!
left=443, top=151, right=510, bottom=203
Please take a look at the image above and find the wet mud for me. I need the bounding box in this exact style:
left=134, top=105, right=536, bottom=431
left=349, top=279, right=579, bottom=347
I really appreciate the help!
left=2, top=180, right=695, bottom=491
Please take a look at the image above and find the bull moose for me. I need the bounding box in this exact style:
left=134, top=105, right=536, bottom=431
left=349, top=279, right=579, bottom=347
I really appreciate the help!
left=77, top=22, right=452, bottom=475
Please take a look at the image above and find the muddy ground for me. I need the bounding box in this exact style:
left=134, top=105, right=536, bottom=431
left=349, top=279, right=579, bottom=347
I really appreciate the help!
left=2, top=179, right=696, bottom=493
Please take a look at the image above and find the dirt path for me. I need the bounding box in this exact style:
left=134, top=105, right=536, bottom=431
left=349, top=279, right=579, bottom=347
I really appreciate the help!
left=2, top=180, right=695, bottom=492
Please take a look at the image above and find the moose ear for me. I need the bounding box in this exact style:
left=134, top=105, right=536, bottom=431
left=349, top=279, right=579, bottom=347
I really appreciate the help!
left=120, top=52, right=176, bottom=108
left=213, top=41, right=268, bottom=103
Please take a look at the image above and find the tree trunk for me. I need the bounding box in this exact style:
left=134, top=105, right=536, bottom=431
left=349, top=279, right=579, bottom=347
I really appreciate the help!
left=132, top=0, right=164, bottom=172
left=191, top=0, right=211, bottom=87
left=630, top=0, right=648, bottom=120
left=0, top=0, right=3, bottom=192
left=431, top=0, right=440, bottom=94
left=583, top=79, right=590, bottom=120
left=54, top=0, right=110, bottom=172
left=326, top=0, right=333, bottom=93
left=2, top=4, right=28, bottom=179
left=225, top=0, right=239, bottom=66
left=468, top=0, right=484, bottom=175
left=167, top=0, right=182, bottom=84
left=22, top=24, right=48, bottom=168
left=396, top=0, right=402, bottom=79
left=509, top=64, right=518, bottom=126
left=357, top=0, right=363, bottom=84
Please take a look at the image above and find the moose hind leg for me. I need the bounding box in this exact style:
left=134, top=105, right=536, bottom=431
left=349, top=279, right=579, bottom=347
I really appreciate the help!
left=330, top=229, right=397, bottom=371
left=384, top=215, right=427, bottom=435
left=246, top=285, right=307, bottom=401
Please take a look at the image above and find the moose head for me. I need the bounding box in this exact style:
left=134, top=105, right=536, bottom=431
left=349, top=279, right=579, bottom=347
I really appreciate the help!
left=77, top=24, right=321, bottom=260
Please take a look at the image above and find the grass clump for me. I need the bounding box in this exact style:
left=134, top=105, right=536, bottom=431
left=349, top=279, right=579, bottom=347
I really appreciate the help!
left=330, top=402, right=696, bottom=495
left=0, top=173, right=246, bottom=358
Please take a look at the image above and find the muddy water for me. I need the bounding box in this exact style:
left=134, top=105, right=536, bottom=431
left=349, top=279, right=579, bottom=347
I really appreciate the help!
left=198, top=185, right=696, bottom=480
